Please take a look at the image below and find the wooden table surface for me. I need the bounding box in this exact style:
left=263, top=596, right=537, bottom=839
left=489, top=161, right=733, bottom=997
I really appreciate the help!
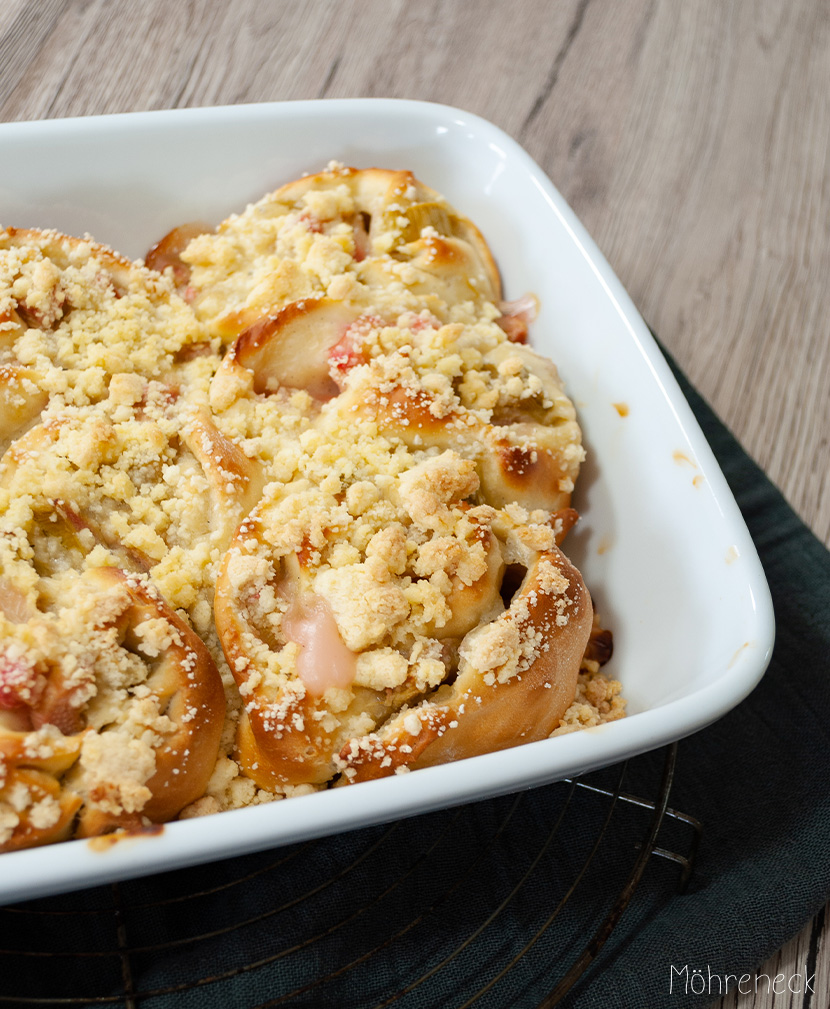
left=1, top=1, right=827, bottom=1006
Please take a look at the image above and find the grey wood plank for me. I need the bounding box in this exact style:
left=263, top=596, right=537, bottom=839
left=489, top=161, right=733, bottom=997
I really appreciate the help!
left=0, top=0, right=69, bottom=112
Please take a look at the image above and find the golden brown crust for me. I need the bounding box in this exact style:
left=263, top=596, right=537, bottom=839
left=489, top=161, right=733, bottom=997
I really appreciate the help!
left=336, top=363, right=581, bottom=514
left=230, top=297, right=362, bottom=402
left=0, top=226, right=211, bottom=448
left=0, top=566, right=226, bottom=843
left=0, top=766, right=83, bottom=852
left=4, top=226, right=136, bottom=282
left=144, top=221, right=212, bottom=295
left=179, top=408, right=265, bottom=550
left=72, top=568, right=224, bottom=833
left=0, top=720, right=84, bottom=853
left=180, top=165, right=502, bottom=343
left=336, top=547, right=593, bottom=782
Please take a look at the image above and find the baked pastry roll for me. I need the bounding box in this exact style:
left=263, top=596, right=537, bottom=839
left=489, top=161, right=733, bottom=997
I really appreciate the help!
left=166, top=166, right=502, bottom=343
left=208, top=300, right=583, bottom=513
left=332, top=339, right=583, bottom=513
left=215, top=445, right=592, bottom=788
left=0, top=391, right=263, bottom=620
left=0, top=406, right=238, bottom=843
left=0, top=227, right=210, bottom=454
left=187, top=166, right=599, bottom=789
left=338, top=546, right=592, bottom=782
left=0, top=565, right=224, bottom=848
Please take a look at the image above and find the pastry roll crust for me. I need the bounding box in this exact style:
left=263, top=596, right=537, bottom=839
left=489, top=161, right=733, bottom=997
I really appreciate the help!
left=0, top=566, right=226, bottom=843
left=337, top=547, right=593, bottom=781
left=0, top=227, right=209, bottom=436
left=178, top=166, right=502, bottom=342
left=0, top=719, right=84, bottom=852
left=71, top=567, right=225, bottom=834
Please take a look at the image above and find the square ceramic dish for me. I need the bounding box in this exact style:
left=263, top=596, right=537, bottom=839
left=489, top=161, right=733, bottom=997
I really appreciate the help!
left=0, top=99, right=774, bottom=903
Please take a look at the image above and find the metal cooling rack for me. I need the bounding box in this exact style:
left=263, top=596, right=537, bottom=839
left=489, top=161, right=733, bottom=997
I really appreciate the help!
left=0, top=743, right=701, bottom=1009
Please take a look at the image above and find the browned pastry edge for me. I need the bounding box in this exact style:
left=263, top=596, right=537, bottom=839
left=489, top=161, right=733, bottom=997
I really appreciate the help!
left=74, top=567, right=226, bottom=835
left=179, top=166, right=503, bottom=342
left=336, top=545, right=593, bottom=782
left=254, top=166, right=503, bottom=306
left=0, top=226, right=208, bottom=455
left=336, top=375, right=578, bottom=514
left=2, top=226, right=136, bottom=280
left=0, top=565, right=225, bottom=848
left=0, top=727, right=84, bottom=852
left=214, top=544, right=345, bottom=788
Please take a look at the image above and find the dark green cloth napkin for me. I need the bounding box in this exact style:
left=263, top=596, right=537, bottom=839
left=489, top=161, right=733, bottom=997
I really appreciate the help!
left=2, top=351, right=828, bottom=1009
left=561, top=354, right=830, bottom=1008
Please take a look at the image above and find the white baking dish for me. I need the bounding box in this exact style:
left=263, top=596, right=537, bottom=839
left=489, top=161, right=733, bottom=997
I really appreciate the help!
left=0, top=99, right=774, bottom=903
